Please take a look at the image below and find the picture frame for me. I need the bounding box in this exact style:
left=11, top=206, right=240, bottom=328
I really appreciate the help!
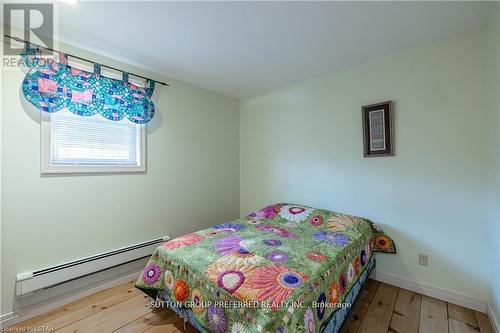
left=362, top=101, right=394, bottom=157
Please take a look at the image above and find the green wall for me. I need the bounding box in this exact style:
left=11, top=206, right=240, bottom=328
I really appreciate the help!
left=0, top=26, right=240, bottom=317
left=240, top=27, right=493, bottom=302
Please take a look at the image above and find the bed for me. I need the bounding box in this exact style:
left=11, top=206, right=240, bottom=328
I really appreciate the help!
left=136, top=203, right=395, bottom=333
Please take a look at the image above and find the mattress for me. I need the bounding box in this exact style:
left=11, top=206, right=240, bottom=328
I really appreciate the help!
left=136, top=203, right=395, bottom=333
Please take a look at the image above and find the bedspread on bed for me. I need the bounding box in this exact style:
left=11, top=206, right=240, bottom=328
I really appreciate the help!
left=136, top=204, right=395, bottom=333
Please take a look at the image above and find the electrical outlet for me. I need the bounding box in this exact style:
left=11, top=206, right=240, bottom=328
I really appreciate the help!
left=419, top=254, right=429, bottom=267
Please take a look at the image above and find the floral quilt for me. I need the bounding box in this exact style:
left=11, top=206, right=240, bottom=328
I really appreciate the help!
left=136, top=204, right=395, bottom=333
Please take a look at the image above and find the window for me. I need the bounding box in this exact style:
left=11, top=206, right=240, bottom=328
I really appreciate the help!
left=41, top=110, right=146, bottom=173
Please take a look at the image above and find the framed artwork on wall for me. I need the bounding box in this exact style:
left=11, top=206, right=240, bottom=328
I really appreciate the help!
left=362, top=101, right=394, bottom=157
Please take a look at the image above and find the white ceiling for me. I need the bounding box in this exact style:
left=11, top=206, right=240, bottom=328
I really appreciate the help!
left=15, top=1, right=500, bottom=98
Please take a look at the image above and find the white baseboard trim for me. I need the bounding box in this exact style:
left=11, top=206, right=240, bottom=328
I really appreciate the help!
left=370, top=270, right=487, bottom=313
left=0, top=270, right=142, bottom=328
left=488, top=302, right=500, bottom=333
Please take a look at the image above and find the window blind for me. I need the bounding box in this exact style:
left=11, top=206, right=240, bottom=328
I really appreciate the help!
left=50, top=111, right=140, bottom=166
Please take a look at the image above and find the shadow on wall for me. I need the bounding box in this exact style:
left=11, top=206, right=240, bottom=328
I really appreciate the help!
left=375, top=227, right=488, bottom=301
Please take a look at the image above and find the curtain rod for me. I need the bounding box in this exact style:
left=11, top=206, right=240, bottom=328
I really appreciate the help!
left=3, top=34, right=169, bottom=86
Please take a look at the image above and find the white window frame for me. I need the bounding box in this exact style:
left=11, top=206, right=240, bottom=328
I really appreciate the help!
left=40, top=112, right=146, bottom=174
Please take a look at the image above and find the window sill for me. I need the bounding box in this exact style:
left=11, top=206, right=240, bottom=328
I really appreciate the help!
left=41, top=165, right=146, bottom=174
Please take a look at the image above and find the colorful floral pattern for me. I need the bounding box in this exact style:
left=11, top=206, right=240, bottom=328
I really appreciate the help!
left=256, top=224, right=296, bottom=238
left=304, top=308, right=315, bottom=333
left=267, top=251, right=289, bottom=263
left=354, top=256, right=360, bottom=275
left=206, top=262, right=250, bottom=295
left=163, top=233, right=203, bottom=250
left=247, top=203, right=282, bottom=220
left=327, top=214, right=363, bottom=232
left=173, top=278, right=189, bottom=301
left=373, top=235, right=394, bottom=252
left=248, top=265, right=308, bottom=304
left=231, top=322, right=248, bottom=333
left=142, top=263, right=161, bottom=285
left=360, top=250, right=367, bottom=266
left=217, top=270, right=246, bottom=294
left=279, top=205, right=314, bottom=223
left=212, top=223, right=245, bottom=233
left=191, top=288, right=204, bottom=315
left=347, top=263, right=355, bottom=283
left=329, top=282, right=340, bottom=304
left=208, top=306, right=227, bottom=333
left=339, top=273, right=347, bottom=294
left=215, top=235, right=248, bottom=255
left=306, top=252, right=328, bottom=262
left=263, top=239, right=282, bottom=246
left=164, top=270, right=174, bottom=289
left=316, top=293, right=327, bottom=320
left=309, top=214, right=324, bottom=226
left=314, top=231, right=351, bottom=247
left=136, top=203, right=396, bottom=333
left=216, top=249, right=265, bottom=267
left=204, top=230, right=224, bottom=237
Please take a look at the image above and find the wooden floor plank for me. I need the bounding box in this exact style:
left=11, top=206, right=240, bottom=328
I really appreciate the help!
left=419, top=296, right=448, bottom=333
left=448, top=303, right=479, bottom=328
left=113, top=309, right=177, bottom=333
left=340, top=279, right=379, bottom=333
left=389, top=288, right=422, bottom=333
left=8, top=278, right=496, bottom=333
left=55, top=294, right=150, bottom=333
left=357, top=282, right=398, bottom=333
left=43, top=287, right=143, bottom=330
left=476, top=312, right=495, bottom=333
left=142, top=314, right=186, bottom=333
left=449, top=318, right=481, bottom=333
left=12, top=280, right=136, bottom=329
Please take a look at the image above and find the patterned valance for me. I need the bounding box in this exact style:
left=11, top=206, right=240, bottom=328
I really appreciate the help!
left=21, top=47, right=156, bottom=124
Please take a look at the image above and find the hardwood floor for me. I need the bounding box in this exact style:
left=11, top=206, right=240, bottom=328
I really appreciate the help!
left=10, top=279, right=495, bottom=333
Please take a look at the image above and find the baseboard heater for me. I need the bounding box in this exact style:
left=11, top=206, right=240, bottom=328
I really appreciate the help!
left=16, top=235, right=169, bottom=297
